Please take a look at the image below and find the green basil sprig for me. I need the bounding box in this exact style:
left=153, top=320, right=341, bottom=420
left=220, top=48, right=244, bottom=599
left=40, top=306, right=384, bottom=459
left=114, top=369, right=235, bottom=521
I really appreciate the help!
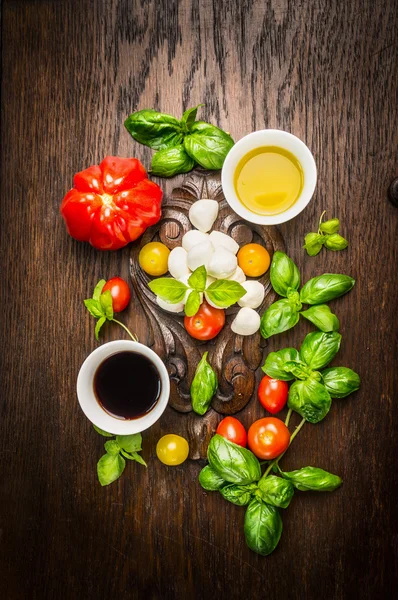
left=260, top=251, right=355, bottom=339
left=263, top=331, right=360, bottom=423
left=125, top=105, right=234, bottom=177
left=207, top=435, right=261, bottom=484
left=94, top=427, right=146, bottom=486
left=244, top=499, right=283, bottom=556
left=220, top=483, right=258, bottom=506
left=198, top=465, right=226, bottom=491
left=257, top=475, right=295, bottom=509
left=304, top=212, right=348, bottom=256
left=190, top=352, right=218, bottom=415
left=280, top=467, right=342, bottom=492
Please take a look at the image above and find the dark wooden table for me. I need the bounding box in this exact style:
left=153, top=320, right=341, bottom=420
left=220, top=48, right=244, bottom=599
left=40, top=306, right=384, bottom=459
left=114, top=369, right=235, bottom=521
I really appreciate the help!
left=1, top=1, right=397, bottom=598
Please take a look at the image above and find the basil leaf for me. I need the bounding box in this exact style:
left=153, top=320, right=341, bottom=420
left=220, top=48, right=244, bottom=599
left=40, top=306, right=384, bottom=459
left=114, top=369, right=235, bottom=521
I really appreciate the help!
left=303, top=232, right=324, bottom=256
left=185, top=291, right=201, bottom=317
left=148, top=278, right=188, bottom=303
left=84, top=299, right=104, bottom=319
left=220, top=483, right=257, bottom=506
left=281, top=466, right=342, bottom=491
left=127, top=451, right=147, bottom=467
left=300, top=274, right=355, bottom=304
left=321, top=367, right=360, bottom=398
left=300, top=304, right=340, bottom=332
left=181, top=104, right=204, bottom=130
left=260, top=298, right=300, bottom=339
left=95, top=316, right=106, bottom=341
left=288, top=377, right=332, bottom=423
left=319, top=218, right=340, bottom=234
left=205, top=279, right=246, bottom=308
left=262, top=348, right=301, bottom=381
left=116, top=433, right=142, bottom=453
left=104, top=440, right=121, bottom=456
left=257, top=475, right=295, bottom=509
left=270, top=251, right=300, bottom=297
left=324, top=233, right=349, bottom=251
left=191, top=351, right=218, bottom=415
left=97, top=453, right=125, bottom=486
left=93, top=424, right=113, bottom=437
left=151, top=146, right=195, bottom=177
left=199, top=465, right=226, bottom=491
left=299, top=331, right=341, bottom=370
left=100, top=290, right=114, bottom=320
left=207, top=435, right=261, bottom=484
left=244, top=499, right=283, bottom=556
left=124, top=109, right=183, bottom=150
left=188, top=265, right=207, bottom=292
left=92, top=279, right=106, bottom=301
left=283, top=360, right=312, bottom=380
left=183, top=122, right=234, bottom=169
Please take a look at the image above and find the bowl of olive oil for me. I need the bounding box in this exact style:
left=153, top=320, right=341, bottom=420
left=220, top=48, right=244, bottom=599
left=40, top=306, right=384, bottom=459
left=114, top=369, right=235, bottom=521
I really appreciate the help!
left=222, top=130, right=317, bottom=225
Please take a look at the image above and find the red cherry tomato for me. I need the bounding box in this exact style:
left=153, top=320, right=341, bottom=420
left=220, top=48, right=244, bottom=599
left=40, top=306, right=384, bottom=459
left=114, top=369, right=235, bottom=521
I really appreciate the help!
left=102, top=277, right=131, bottom=312
left=248, top=417, right=290, bottom=460
left=184, top=301, right=225, bottom=340
left=216, top=417, right=247, bottom=447
left=258, top=376, right=289, bottom=414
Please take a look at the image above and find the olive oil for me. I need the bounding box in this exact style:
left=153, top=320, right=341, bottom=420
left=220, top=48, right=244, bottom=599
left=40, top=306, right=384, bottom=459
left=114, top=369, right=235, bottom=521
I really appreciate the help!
left=234, top=146, right=304, bottom=216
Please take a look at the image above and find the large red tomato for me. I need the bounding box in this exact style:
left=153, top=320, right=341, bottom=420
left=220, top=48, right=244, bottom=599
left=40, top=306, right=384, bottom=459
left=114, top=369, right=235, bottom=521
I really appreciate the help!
left=248, top=417, right=290, bottom=460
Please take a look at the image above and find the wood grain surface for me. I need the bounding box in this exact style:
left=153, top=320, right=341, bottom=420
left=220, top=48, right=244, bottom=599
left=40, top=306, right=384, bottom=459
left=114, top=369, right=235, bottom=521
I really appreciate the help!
left=1, top=1, right=397, bottom=598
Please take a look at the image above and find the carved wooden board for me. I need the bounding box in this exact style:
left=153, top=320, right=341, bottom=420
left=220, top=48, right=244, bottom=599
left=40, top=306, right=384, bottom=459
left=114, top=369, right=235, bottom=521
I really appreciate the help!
left=130, top=169, right=285, bottom=458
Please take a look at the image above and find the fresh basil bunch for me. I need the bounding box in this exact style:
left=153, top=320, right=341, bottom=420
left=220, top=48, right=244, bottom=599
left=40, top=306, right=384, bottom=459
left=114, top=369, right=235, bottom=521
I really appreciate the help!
left=262, top=331, right=360, bottom=423
left=260, top=251, right=355, bottom=339
left=94, top=426, right=147, bottom=486
left=124, top=105, right=234, bottom=177
left=304, top=212, right=348, bottom=256
left=190, top=352, right=218, bottom=415
left=199, top=434, right=343, bottom=556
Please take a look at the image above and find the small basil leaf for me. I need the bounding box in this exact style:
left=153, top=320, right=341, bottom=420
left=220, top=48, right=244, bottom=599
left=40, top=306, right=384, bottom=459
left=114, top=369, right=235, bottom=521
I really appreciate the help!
left=199, top=465, right=226, bottom=491
left=95, top=316, right=106, bottom=341
left=321, top=367, right=360, bottom=398
left=93, top=424, right=113, bottom=437
left=181, top=104, right=204, bottom=130
left=281, top=466, right=342, bottom=491
left=220, top=483, right=258, bottom=506
left=244, top=499, right=283, bottom=556
left=324, top=233, right=349, bottom=251
left=300, top=304, right=340, bottom=332
left=124, top=109, right=183, bottom=150
left=299, top=331, right=341, bottom=370
left=100, top=290, right=114, bottom=320
left=257, top=475, right=295, bottom=508
left=207, top=435, right=261, bottom=484
left=92, top=279, right=106, bottom=301
left=183, top=122, right=234, bottom=169
left=116, top=433, right=142, bottom=453
left=300, top=274, right=355, bottom=305
left=288, top=377, right=332, bottom=423
left=262, top=348, right=301, bottom=381
left=283, top=360, right=312, bottom=380
left=185, top=290, right=201, bottom=317
left=148, top=278, right=188, bottom=303
left=270, top=251, right=300, bottom=297
left=84, top=299, right=105, bottom=319
left=260, top=298, right=300, bottom=339
left=128, top=451, right=147, bottom=467
left=319, top=218, right=340, bottom=235
left=205, top=280, right=246, bottom=307
left=191, top=351, right=218, bottom=415
left=188, top=265, right=207, bottom=292
left=151, top=146, right=195, bottom=177
left=104, top=440, right=121, bottom=456
left=97, top=453, right=125, bottom=486
left=303, top=232, right=324, bottom=256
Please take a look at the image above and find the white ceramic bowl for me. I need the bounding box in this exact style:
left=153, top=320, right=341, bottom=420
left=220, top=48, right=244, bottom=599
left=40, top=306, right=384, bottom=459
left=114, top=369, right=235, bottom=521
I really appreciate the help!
left=221, top=129, right=317, bottom=225
left=77, top=340, right=170, bottom=435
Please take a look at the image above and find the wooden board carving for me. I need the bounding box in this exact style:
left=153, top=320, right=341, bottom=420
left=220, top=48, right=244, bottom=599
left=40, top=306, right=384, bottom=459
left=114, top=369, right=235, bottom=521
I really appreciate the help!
left=130, top=169, right=286, bottom=458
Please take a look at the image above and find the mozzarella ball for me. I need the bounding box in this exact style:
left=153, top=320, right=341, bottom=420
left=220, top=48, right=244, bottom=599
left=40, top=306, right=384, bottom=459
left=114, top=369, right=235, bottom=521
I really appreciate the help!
left=182, top=230, right=209, bottom=252
left=237, top=280, right=265, bottom=309
left=187, top=240, right=215, bottom=271
left=231, top=307, right=261, bottom=336
left=209, top=231, right=239, bottom=255
left=189, top=199, right=219, bottom=233
left=156, top=296, right=185, bottom=313
left=226, top=266, right=246, bottom=283
left=168, top=247, right=190, bottom=279
left=208, top=247, right=238, bottom=279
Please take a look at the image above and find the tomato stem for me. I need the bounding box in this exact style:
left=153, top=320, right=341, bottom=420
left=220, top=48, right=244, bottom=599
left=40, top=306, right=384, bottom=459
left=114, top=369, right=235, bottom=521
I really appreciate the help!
left=285, top=408, right=293, bottom=427
left=112, top=319, right=139, bottom=342
left=261, top=416, right=306, bottom=479
left=318, top=210, right=326, bottom=234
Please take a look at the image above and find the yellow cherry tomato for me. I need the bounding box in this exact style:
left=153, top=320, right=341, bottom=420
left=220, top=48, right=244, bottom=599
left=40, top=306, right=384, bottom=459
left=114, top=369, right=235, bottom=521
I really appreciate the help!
left=139, top=242, right=170, bottom=276
left=237, top=243, right=271, bottom=277
left=156, top=434, right=189, bottom=466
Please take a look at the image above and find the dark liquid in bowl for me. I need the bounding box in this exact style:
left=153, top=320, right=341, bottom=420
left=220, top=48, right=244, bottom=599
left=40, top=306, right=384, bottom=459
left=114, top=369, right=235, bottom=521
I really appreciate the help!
left=94, top=351, right=161, bottom=419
